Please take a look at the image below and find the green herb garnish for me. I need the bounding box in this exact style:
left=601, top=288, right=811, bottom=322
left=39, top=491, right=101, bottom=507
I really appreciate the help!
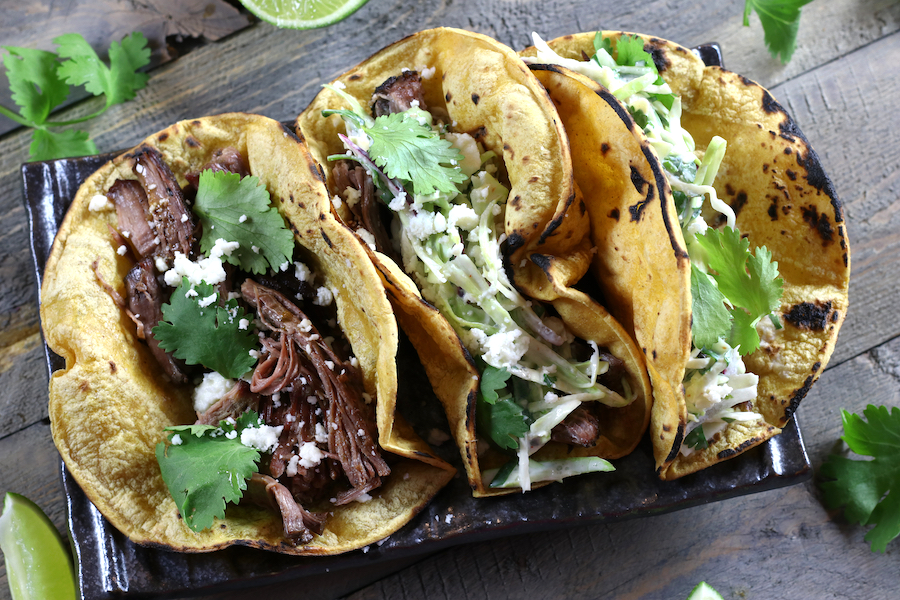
left=743, top=0, right=815, bottom=64
left=193, top=169, right=295, bottom=275
left=1, top=32, right=149, bottom=161
left=820, top=405, right=900, bottom=553
left=156, top=412, right=264, bottom=532
left=152, top=278, right=258, bottom=379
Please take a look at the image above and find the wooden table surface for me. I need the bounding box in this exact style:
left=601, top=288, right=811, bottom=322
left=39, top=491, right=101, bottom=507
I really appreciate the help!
left=1, top=0, right=898, bottom=598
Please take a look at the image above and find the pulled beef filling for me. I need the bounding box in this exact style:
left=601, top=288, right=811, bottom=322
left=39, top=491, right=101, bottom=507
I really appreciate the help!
left=103, top=145, right=388, bottom=542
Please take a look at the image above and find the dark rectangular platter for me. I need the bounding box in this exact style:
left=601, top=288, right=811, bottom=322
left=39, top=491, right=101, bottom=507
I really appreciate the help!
left=24, top=44, right=811, bottom=600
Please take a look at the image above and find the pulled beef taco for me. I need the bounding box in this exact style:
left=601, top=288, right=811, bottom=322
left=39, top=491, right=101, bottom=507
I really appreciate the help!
left=522, top=32, right=849, bottom=479
left=40, top=113, right=454, bottom=554
left=296, top=27, right=651, bottom=496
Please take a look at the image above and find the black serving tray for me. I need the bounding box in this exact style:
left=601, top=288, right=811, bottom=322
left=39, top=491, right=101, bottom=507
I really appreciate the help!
left=24, top=44, right=812, bottom=600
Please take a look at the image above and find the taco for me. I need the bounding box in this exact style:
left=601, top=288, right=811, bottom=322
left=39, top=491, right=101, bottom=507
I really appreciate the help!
left=521, top=32, right=850, bottom=479
left=40, top=112, right=454, bottom=554
left=296, top=27, right=652, bottom=496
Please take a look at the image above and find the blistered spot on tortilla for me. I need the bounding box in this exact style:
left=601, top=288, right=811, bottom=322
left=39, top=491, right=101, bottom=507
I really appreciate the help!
left=662, top=424, right=671, bottom=433
left=601, top=142, right=611, bottom=155
left=309, top=161, right=324, bottom=182
left=609, top=208, right=620, bottom=221
left=80, top=381, right=90, bottom=393
left=801, top=204, right=835, bottom=245
left=471, top=126, right=487, bottom=140
left=471, top=93, right=480, bottom=105
left=109, top=361, right=117, bottom=374
left=662, top=423, right=685, bottom=464
left=786, top=169, right=797, bottom=181
left=644, top=39, right=670, bottom=73
left=717, top=434, right=768, bottom=460
left=730, top=191, right=748, bottom=219
left=522, top=155, right=530, bottom=164
left=185, top=136, right=200, bottom=148
left=579, top=199, right=587, bottom=216
left=445, top=91, right=452, bottom=102
left=348, top=73, right=361, bottom=81
left=628, top=166, right=653, bottom=222
left=761, top=90, right=783, bottom=115
left=191, top=120, right=202, bottom=127
left=506, top=232, right=525, bottom=254
left=320, top=230, right=333, bottom=248
left=530, top=253, right=552, bottom=276
left=768, top=198, right=779, bottom=221
left=157, top=132, right=169, bottom=142
left=785, top=363, right=821, bottom=420
left=784, top=301, right=834, bottom=331
left=503, top=143, right=514, bottom=159
left=511, top=195, right=522, bottom=208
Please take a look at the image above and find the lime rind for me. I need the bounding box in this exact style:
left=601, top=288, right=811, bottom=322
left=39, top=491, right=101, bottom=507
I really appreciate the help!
left=240, top=0, right=372, bottom=30
left=0, top=493, right=77, bottom=600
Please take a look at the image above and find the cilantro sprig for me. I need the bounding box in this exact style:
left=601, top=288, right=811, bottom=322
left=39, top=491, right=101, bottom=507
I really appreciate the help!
left=1, top=32, right=149, bottom=161
left=744, top=0, right=815, bottom=64
left=476, top=366, right=529, bottom=451
left=820, top=405, right=900, bottom=553
left=193, top=170, right=296, bottom=275
left=152, top=278, right=258, bottom=379
left=156, top=412, right=264, bottom=532
left=691, top=227, right=783, bottom=354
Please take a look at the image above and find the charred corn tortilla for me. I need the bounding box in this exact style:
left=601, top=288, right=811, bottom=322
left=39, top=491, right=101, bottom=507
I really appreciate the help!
left=524, top=33, right=849, bottom=479
left=297, top=27, right=652, bottom=496
left=40, top=113, right=454, bottom=554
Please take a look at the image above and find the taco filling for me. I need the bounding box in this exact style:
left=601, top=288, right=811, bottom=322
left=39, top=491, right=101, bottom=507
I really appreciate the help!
left=526, top=32, right=785, bottom=457
left=105, top=143, right=388, bottom=542
left=320, top=72, right=630, bottom=490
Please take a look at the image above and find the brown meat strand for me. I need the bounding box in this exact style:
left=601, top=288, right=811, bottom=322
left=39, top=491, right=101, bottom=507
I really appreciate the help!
left=127, top=145, right=194, bottom=260
left=248, top=473, right=326, bottom=543
left=332, top=160, right=395, bottom=258
left=242, top=279, right=390, bottom=505
left=107, top=179, right=157, bottom=260
left=371, top=70, right=427, bottom=117
left=550, top=404, right=601, bottom=447
left=124, top=258, right=188, bottom=384
left=184, top=146, right=251, bottom=190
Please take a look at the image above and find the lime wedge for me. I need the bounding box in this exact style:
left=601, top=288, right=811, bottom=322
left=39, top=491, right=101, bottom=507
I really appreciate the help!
left=0, top=493, right=76, bottom=600
left=686, top=582, right=725, bottom=600
left=239, top=0, right=371, bottom=29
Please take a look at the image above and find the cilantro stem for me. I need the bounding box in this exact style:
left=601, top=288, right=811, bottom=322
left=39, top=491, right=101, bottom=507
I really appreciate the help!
left=0, top=105, right=33, bottom=128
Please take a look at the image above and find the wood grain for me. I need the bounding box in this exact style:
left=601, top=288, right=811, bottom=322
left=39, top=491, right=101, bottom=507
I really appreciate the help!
left=1, top=1, right=899, bottom=599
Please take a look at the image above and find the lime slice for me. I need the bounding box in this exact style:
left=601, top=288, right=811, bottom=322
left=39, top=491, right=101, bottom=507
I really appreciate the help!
left=239, top=0, right=371, bottom=29
left=0, top=493, right=77, bottom=600
left=686, top=582, right=725, bottom=600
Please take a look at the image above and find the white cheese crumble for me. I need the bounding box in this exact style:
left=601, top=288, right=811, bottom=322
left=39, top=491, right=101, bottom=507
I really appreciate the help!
left=164, top=238, right=239, bottom=288
left=171, top=433, right=183, bottom=445
left=314, top=286, right=334, bottom=306
left=240, top=424, right=284, bottom=453
left=88, top=194, right=113, bottom=211
left=116, top=245, right=127, bottom=256
left=193, top=371, right=234, bottom=413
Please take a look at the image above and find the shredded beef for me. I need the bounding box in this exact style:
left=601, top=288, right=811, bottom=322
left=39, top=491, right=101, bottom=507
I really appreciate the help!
left=108, top=180, right=158, bottom=260
left=248, top=473, right=326, bottom=543
left=242, top=279, right=390, bottom=506
left=124, top=258, right=188, bottom=384
left=550, top=404, right=601, bottom=447
left=126, top=145, right=194, bottom=260
left=184, top=146, right=251, bottom=191
left=371, top=70, right=427, bottom=117
left=332, top=160, right=395, bottom=258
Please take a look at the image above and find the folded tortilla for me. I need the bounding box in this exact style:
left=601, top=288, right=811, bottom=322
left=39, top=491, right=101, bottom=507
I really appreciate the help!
left=297, top=28, right=652, bottom=496
left=523, top=33, right=850, bottom=479
left=40, top=112, right=454, bottom=554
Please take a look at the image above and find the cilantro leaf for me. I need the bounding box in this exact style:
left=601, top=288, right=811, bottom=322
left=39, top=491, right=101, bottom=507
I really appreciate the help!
left=820, top=405, right=900, bottom=552
left=1, top=46, right=68, bottom=125
left=156, top=412, right=263, bottom=532
left=694, top=227, right=783, bottom=354
left=743, top=0, right=814, bottom=64
left=29, top=127, right=96, bottom=162
left=193, top=170, right=295, bottom=275
left=690, top=264, right=732, bottom=349
left=477, top=395, right=529, bottom=451
left=684, top=426, right=709, bottom=450
left=1, top=32, right=149, bottom=161
left=366, top=111, right=465, bottom=195
left=152, top=278, right=258, bottom=379
left=54, top=32, right=149, bottom=107
left=480, top=365, right=512, bottom=405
